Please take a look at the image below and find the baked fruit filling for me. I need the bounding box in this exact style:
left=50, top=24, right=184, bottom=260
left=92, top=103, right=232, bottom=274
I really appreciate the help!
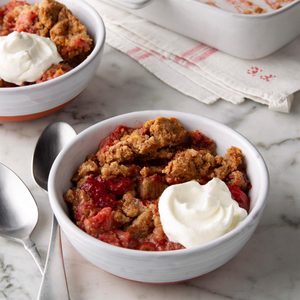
left=0, top=0, right=93, bottom=87
left=65, top=117, right=251, bottom=251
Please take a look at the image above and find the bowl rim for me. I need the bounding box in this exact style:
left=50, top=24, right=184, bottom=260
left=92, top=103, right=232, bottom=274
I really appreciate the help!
left=48, top=110, right=269, bottom=257
left=0, top=0, right=106, bottom=93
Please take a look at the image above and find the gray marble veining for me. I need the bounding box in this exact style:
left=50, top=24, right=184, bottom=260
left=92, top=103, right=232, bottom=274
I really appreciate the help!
left=0, top=46, right=299, bottom=300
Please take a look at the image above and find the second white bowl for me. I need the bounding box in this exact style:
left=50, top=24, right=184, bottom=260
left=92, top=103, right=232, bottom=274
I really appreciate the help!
left=0, top=0, right=105, bottom=121
left=48, top=110, right=269, bottom=283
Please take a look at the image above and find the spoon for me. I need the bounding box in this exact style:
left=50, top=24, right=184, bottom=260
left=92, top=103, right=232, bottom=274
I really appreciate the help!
left=0, top=162, right=43, bottom=274
left=32, top=122, right=76, bottom=300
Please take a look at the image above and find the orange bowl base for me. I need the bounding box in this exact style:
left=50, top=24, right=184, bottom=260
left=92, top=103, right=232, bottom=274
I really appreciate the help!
left=0, top=100, right=73, bottom=122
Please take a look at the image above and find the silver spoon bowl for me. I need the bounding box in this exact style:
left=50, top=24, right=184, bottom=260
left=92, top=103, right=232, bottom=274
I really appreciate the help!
left=32, top=122, right=76, bottom=300
left=0, top=162, right=43, bottom=274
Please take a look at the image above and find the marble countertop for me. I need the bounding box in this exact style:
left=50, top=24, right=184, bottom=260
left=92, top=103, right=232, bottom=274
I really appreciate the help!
left=1, top=46, right=300, bottom=300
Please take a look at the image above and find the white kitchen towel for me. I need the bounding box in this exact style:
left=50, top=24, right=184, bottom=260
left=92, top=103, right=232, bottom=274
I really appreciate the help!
left=87, top=0, right=300, bottom=112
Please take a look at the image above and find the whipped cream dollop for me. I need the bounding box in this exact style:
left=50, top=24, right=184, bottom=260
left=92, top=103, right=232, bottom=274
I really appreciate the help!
left=0, top=31, right=62, bottom=85
left=158, top=178, right=248, bottom=248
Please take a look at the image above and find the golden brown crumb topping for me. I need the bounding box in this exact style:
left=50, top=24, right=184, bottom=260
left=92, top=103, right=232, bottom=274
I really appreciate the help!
left=65, top=117, right=251, bottom=251
left=0, top=0, right=93, bottom=87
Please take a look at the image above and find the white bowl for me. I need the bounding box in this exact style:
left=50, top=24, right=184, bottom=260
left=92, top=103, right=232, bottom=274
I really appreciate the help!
left=0, top=0, right=105, bottom=121
left=48, top=110, right=269, bottom=283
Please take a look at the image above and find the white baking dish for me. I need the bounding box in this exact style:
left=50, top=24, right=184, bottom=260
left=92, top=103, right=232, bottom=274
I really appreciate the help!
left=107, top=0, right=300, bottom=59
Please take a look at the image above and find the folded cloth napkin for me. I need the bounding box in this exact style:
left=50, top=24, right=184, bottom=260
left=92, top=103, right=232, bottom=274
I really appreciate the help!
left=86, top=0, right=300, bottom=112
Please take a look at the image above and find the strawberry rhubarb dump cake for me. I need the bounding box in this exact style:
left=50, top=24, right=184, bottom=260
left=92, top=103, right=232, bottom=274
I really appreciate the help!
left=65, top=117, right=251, bottom=251
left=0, top=0, right=93, bottom=87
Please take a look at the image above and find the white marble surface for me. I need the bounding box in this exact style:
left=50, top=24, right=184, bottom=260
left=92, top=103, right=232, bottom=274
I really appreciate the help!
left=1, top=45, right=300, bottom=300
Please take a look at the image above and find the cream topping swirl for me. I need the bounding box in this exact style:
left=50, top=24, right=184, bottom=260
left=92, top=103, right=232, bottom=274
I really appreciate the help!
left=158, top=178, right=248, bottom=248
left=0, top=31, right=62, bottom=85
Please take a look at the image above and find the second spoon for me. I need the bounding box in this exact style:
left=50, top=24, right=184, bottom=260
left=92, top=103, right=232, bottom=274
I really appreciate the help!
left=32, top=122, right=76, bottom=300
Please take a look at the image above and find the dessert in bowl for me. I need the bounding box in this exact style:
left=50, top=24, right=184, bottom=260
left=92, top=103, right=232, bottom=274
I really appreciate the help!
left=48, top=110, right=269, bottom=283
left=0, top=0, right=105, bottom=121
left=65, top=116, right=251, bottom=251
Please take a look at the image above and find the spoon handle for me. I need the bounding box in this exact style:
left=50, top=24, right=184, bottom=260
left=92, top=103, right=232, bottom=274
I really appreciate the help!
left=22, top=237, right=44, bottom=274
left=37, top=215, right=70, bottom=300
